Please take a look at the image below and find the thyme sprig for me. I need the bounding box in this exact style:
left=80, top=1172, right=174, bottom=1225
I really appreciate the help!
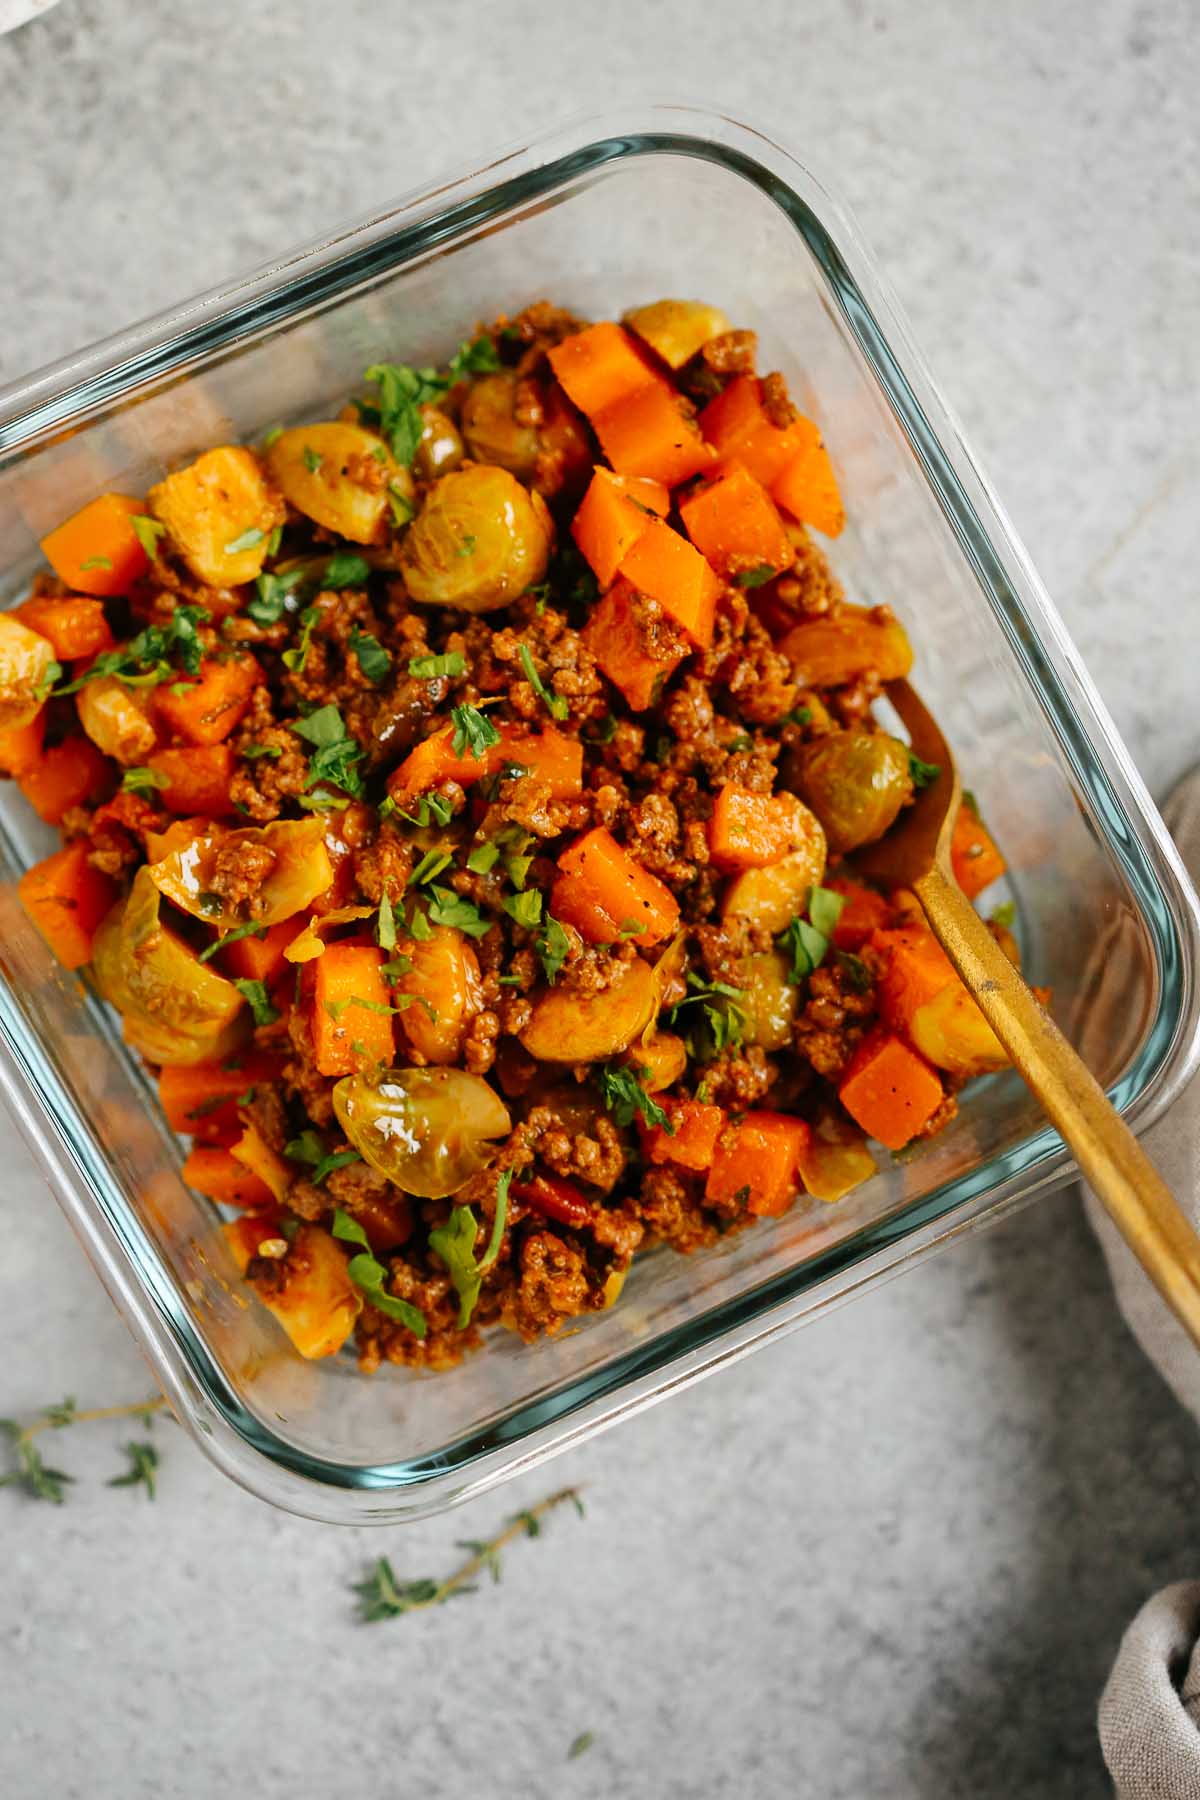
left=352, top=1485, right=585, bottom=1622
left=0, top=1395, right=167, bottom=1503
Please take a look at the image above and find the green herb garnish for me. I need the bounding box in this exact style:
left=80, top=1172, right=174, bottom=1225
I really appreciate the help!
left=290, top=703, right=364, bottom=798
left=281, top=604, right=321, bottom=674
left=450, top=703, right=501, bottom=760
left=196, top=920, right=268, bottom=964
left=408, top=651, right=467, bottom=681
left=428, top=1170, right=512, bottom=1328
left=223, top=526, right=265, bottom=556
left=535, top=916, right=570, bottom=985
left=425, top=886, right=490, bottom=938
left=331, top=1209, right=426, bottom=1334
left=233, top=979, right=280, bottom=1026
left=518, top=643, right=569, bottom=722
left=732, top=564, right=778, bottom=589
left=503, top=890, right=542, bottom=930
left=349, top=626, right=391, bottom=685
left=130, top=515, right=167, bottom=559
left=597, top=1063, right=673, bottom=1132
left=323, top=552, right=372, bottom=589
left=106, top=1440, right=159, bottom=1500
left=908, top=752, right=942, bottom=790
left=120, top=766, right=168, bottom=795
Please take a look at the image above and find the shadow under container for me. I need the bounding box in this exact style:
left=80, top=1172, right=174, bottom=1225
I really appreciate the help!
left=0, top=105, right=1195, bottom=1522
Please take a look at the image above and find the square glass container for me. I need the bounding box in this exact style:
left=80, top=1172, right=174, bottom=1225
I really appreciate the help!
left=1, top=105, right=1196, bottom=1523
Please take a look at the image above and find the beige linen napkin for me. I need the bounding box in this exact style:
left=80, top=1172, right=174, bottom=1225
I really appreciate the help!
left=1084, top=770, right=1200, bottom=1795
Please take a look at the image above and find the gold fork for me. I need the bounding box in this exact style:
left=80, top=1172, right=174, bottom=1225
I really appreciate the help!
left=854, top=679, right=1200, bottom=1348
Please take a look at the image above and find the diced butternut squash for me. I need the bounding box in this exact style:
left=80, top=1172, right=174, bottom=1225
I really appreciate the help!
left=148, top=446, right=283, bottom=587
left=147, top=744, right=236, bottom=816
left=592, top=383, right=716, bottom=487
left=838, top=1028, right=944, bottom=1150
left=311, top=942, right=395, bottom=1077
left=0, top=614, right=56, bottom=732
left=219, top=918, right=305, bottom=986
left=872, top=924, right=1008, bottom=1079
left=389, top=721, right=582, bottom=803
left=773, top=435, right=845, bottom=538
left=14, top=596, right=114, bottom=661
left=158, top=1053, right=285, bottom=1143
left=699, top=376, right=818, bottom=489
left=582, top=578, right=688, bottom=712
left=623, top=299, right=732, bottom=369
left=18, top=840, right=118, bottom=969
left=152, top=654, right=260, bottom=746
left=951, top=803, right=1006, bottom=899
left=570, top=468, right=666, bottom=586
left=708, top=784, right=819, bottom=870
left=0, top=709, right=46, bottom=777
left=39, top=494, right=150, bottom=598
left=825, top=876, right=893, bottom=950
left=224, top=1221, right=362, bottom=1359
left=547, top=322, right=661, bottom=420
left=778, top=605, right=913, bottom=686
left=183, top=1145, right=275, bottom=1210
left=617, top=517, right=721, bottom=649
left=641, top=1098, right=726, bottom=1171
left=394, top=928, right=483, bottom=1065
left=551, top=825, right=680, bottom=947
left=18, top=735, right=114, bottom=823
left=705, top=1111, right=810, bottom=1217
left=679, top=462, right=793, bottom=582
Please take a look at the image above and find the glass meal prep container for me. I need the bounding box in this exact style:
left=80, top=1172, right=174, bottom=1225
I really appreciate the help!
left=1, top=105, right=1197, bottom=1525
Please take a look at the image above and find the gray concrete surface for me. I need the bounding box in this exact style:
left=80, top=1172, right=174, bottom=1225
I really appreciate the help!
left=1, top=1, right=1198, bottom=1795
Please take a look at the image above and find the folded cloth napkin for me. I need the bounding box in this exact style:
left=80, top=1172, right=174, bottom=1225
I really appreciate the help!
left=1085, top=769, right=1200, bottom=1796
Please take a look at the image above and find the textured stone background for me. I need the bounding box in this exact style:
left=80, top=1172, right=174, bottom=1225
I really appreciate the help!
left=0, top=2, right=1197, bottom=1795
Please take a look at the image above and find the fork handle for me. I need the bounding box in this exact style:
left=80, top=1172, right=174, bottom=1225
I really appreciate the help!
left=915, top=863, right=1200, bottom=1349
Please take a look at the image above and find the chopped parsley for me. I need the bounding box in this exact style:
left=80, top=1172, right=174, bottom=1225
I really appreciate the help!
left=241, top=743, right=282, bottom=760
left=302, top=445, right=323, bottom=473
left=597, top=1063, right=673, bottom=1132
left=467, top=842, right=500, bottom=875
left=446, top=335, right=502, bottom=382
left=991, top=899, right=1016, bottom=929
left=732, top=564, right=778, bottom=589
left=348, top=626, right=391, bottom=685
left=290, top=703, right=364, bottom=799
left=249, top=566, right=307, bottom=624
left=518, top=644, right=569, bottom=721
left=120, top=766, right=168, bottom=795
left=361, top=362, right=447, bottom=467
left=332, top=1209, right=427, bottom=1336
left=233, top=979, right=280, bottom=1026
left=451, top=703, right=501, bottom=761
left=408, top=849, right=454, bottom=889
left=535, top=915, right=570, bottom=985
left=130, top=515, right=167, bottom=559
left=503, top=890, right=542, bottom=930
left=376, top=891, right=397, bottom=951
left=778, top=886, right=845, bottom=985
left=323, top=552, right=372, bottom=589
left=408, top=651, right=466, bottom=681
left=666, top=973, right=746, bottom=1060
left=394, top=792, right=454, bottom=828
left=79, top=554, right=113, bottom=572
left=281, top=605, right=321, bottom=674
left=908, top=752, right=942, bottom=790
left=52, top=604, right=209, bottom=695
left=785, top=706, right=812, bottom=727
left=290, top=1138, right=363, bottom=1188
left=223, top=526, right=265, bottom=555
left=428, top=1170, right=511, bottom=1328
left=425, top=886, right=490, bottom=938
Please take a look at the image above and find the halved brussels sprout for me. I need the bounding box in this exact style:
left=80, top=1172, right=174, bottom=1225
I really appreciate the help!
left=791, top=731, right=913, bottom=853
left=739, top=950, right=798, bottom=1050
left=264, top=423, right=401, bottom=544
left=519, top=956, right=658, bottom=1063
left=623, top=299, right=732, bottom=369
left=399, top=465, right=552, bottom=613
left=76, top=675, right=159, bottom=766
left=413, top=406, right=465, bottom=482
left=92, top=869, right=248, bottom=1066
left=147, top=817, right=332, bottom=929
left=0, top=615, right=55, bottom=732
left=332, top=1067, right=511, bottom=1199
left=460, top=373, right=540, bottom=477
